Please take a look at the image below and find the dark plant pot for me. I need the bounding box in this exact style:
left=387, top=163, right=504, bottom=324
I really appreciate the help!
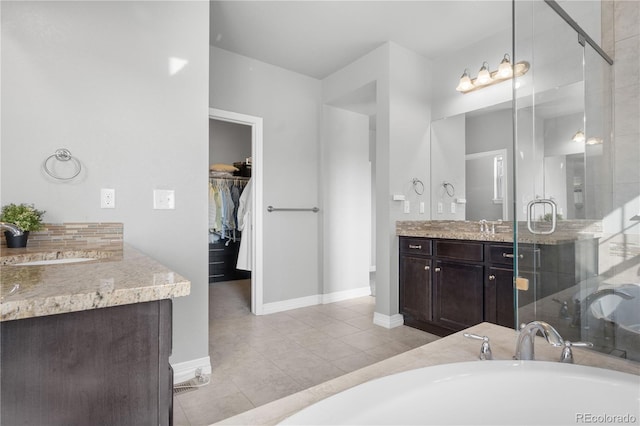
left=4, top=230, right=29, bottom=248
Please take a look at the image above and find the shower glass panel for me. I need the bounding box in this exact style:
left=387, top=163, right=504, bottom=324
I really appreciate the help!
left=513, top=1, right=636, bottom=361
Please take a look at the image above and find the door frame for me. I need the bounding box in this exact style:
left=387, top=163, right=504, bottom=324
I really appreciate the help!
left=209, top=108, right=264, bottom=315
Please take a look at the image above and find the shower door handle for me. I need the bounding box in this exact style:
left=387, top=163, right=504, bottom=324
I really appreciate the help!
left=526, top=199, right=557, bottom=235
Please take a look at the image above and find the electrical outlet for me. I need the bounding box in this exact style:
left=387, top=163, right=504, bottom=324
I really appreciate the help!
left=403, top=200, right=410, bottom=214
left=419, top=202, right=425, bottom=214
left=437, top=202, right=443, bottom=214
left=450, top=202, right=456, bottom=214
left=195, top=367, right=204, bottom=383
left=101, top=188, right=115, bottom=209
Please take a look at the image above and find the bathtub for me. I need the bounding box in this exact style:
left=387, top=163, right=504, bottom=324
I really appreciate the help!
left=280, top=360, right=640, bottom=425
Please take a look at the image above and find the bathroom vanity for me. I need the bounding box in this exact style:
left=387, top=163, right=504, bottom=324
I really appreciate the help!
left=397, top=221, right=599, bottom=336
left=0, top=244, right=190, bottom=426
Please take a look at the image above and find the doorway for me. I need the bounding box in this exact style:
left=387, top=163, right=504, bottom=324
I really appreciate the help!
left=208, top=108, right=263, bottom=315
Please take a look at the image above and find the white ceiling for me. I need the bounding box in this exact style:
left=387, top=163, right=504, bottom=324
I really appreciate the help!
left=210, top=1, right=512, bottom=80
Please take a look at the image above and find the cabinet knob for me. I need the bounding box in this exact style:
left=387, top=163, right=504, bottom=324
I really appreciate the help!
left=489, top=274, right=496, bottom=281
left=424, top=265, right=430, bottom=271
left=435, top=267, right=441, bottom=272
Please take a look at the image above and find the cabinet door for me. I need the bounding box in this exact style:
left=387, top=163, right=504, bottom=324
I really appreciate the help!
left=434, top=260, right=484, bottom=331
left=400, top=255, right=432, bottom=322
left=486, top=266, right=515, bottom=328
left=1, top=301, right=172, bottom=426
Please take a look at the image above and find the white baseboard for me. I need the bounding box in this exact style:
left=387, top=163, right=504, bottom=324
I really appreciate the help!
left=171, top=356, right=212, bottom=384
left=262, top=294, right=321, bottom=315
left=322, top=286, right=371, bottom=304
left=373, top=312, right=404, bottom=329
left=261, top=286, right=372, bottom=315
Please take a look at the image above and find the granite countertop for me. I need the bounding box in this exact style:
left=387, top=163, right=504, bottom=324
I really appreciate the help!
left=397, top=220, right=601, bottom=244
left=216, top=322, right=639, bottom=426
left=0, top=243, right=190, bottom=321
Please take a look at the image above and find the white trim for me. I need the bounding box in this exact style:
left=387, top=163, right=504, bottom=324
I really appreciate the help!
left=321, top=286, right=371, bottom=304
left=262, top=295, right=321, bottom=315
left=373, top=312, right=404, bottom=329
left=209, top=108, right=264, bottom=315
left=262, top=286, right=372, bottom=315
left=171, top=356, right=211, bottom=384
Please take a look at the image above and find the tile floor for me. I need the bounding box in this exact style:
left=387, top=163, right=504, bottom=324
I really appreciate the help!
left=173, top=279, right=440, bottom=425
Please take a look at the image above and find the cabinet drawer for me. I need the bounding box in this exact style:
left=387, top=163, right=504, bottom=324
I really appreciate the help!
left=486, top=244, right=515, bottom=266
left=435, top=240, right=483, bottom=262
left=400, top=237, right=432, bottom=256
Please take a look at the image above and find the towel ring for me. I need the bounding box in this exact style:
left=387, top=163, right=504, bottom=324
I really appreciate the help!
left=442, top=181, right=455, bottom=197
left=44, top=148, right=82, bottom=180
left=412, top=178, right=424, bottom=195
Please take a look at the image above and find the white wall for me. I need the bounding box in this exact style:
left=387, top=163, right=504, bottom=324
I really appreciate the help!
left=322, top=42, right=432, bottom=322
left=385, top=43, right=432, bottom=320
left=1, top=1, right=210, bottom=366
left=209, top=120, right=251, bottom=166
left=210, top=46, right=321, bottom=304
left=321, top=106, right=371, bottom=295
left=430, top=114, right=465, bottom=220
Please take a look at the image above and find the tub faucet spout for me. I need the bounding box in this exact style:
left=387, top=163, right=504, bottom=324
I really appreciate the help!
left=0, top=222, right=23, bottom=236
left=515, top=321, right=564, bottom=360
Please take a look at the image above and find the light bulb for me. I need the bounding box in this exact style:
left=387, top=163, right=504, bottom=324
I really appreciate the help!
left=497, top=54, right=513, bottom=78
left=456, top=69, right=474, bottom=92
left=476, top=62, right=492, bottom=85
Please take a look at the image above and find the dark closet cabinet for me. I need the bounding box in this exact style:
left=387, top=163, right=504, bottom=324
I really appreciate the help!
left=209, top=239, right=250, bottom=283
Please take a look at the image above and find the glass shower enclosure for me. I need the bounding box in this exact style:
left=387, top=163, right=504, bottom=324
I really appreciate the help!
left=513, top=1, right=638, bottom=361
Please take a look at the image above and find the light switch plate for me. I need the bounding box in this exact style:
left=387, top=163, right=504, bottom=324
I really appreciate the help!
left=153, top=189, right=175, bottom=209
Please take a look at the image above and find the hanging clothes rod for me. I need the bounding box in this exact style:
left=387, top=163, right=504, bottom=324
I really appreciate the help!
left=267, top=206, right=319, bottom=213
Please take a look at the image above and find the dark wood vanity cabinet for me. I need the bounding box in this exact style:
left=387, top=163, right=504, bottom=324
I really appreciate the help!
left=399, top=238, right=433, bottom=323
left=400, top=236, right=597, bottom=336
left=433, top=240, right=485, bottom=331
left=400, top=236, right=514, bottom=336
left=485, top=242, right=517, bottom=328
left=1, top=300, right=173, bottom=426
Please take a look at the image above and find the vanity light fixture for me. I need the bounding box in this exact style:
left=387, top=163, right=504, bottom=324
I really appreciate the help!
left=456, top=54, right=529, bottom=94
left=585, top=137, right=603, bottom=145
left=476, top=62, right=492, bottom=85
left=571, top=130, right=586, bottom=143
left=455, top=69, right=474, bottom=92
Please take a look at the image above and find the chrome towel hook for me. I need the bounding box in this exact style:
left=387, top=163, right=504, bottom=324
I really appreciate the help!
left=44, top=148, right=82, bottom=181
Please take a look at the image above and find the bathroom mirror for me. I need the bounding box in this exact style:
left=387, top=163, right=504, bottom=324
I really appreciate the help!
left=430, top=81, right=585, bottom=221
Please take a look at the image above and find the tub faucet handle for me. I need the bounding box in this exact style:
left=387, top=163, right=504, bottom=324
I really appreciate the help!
left=464, top=333, right=492, bottom=360
left=560, top=340, right=594, bottom=364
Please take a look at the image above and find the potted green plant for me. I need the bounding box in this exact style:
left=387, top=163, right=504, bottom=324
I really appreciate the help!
left=1, top=203, right=46, bottom=248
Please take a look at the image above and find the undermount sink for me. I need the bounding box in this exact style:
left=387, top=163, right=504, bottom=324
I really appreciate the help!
left=13, top=258, right=96, bottom=266
left=280, top=361, right=640, bottom=425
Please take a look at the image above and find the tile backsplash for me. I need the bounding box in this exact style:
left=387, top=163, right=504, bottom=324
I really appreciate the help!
left=1, top=223, right=123, bottom=249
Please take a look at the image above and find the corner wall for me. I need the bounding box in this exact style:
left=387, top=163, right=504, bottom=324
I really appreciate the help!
left=1, top=1, right=210, bottom=367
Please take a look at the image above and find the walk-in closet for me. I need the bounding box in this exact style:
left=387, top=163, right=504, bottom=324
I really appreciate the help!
left=208, top=118, right=252, bottom=286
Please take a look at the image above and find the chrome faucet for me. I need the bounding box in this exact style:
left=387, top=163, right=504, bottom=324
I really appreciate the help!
left=0, top=222, right=23, bottom=236
left=514, top=321, right=564, bottom=360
